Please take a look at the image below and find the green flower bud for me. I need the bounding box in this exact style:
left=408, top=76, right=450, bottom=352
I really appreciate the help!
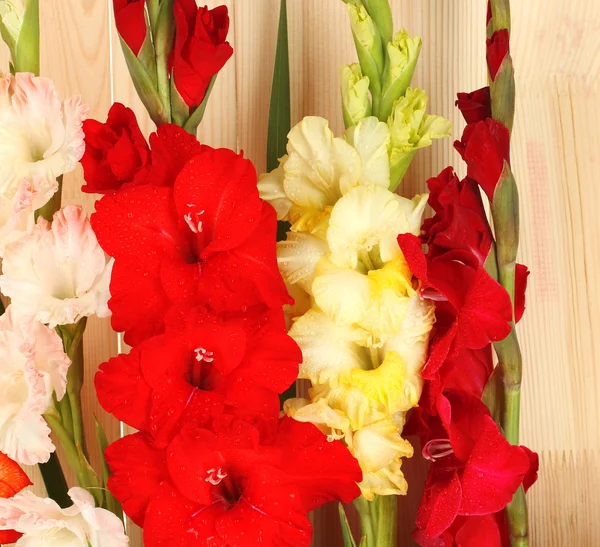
left=379, top=29, right=422, bottom=121
left=347, top=4, right=384, bottom=113
left=0, top=0, right=38, bottom=75
left=387, top=88, right=451, bottom=190
left=341, top=63, right=372, bottom=128
left=363, top=0, right=393, bottom=45
left=0, top=0, right=23, bottom=49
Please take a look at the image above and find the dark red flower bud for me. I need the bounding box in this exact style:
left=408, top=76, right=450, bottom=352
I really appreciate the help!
left=455, top=87, right=491, bottom=124
left=81, top=103, right=150, bottom=194
left=172, top=1, right=234, bottom=108
left=113, top=0, right=148, bottom=56
left=486, top=29, right=510, bottom=81
left=454, top=119, right=511, bottom=201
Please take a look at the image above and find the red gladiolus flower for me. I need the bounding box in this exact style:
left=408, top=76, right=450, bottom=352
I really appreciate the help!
left=92, top=147, right=292, bottom=345
left=145, top=124, right=206, bottom=187
left=487, top=29, right=510, bottom=81
left=398, top=233, right=512, bottom=378
left=172, top=1, right=234, bottom=108
left=95, top=305, right=301, bottom=446
left=422, top=167, right=493, bottom=268
left=455, top=87, right=491, bottom=124
left=0, top=452, right=32, bottom=544
left=414, top=513, right=504, bottom=547
left=415, top=415, right=536, bottom=540
left=113, top=0, right=147, bottom=56
left=105, top=418, right=362, bottom=545
left=81, top=103, right=150, bottom=194
left=454, top=119, right=511, bottom=201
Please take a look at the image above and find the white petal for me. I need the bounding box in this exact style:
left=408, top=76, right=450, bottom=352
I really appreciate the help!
left=283, top=116, right=361, bottom=210
left=0, top=206, right=113, bottom=327
left=277, top=232, right=329, bottom=294
left=258, top=156, right=292, bottom=220
left=0, top=74, right=88, bottom=203
left=0, top=488, right=128, bottom=547
left=0, top=176, right=58, bottom=256
left=312, top=259, right=371, bottom=326
left=0, top=307, right=69, bottom=465
left=290, top=309, right=369, bottom=385
left=344, top=117, right=391, bottom=188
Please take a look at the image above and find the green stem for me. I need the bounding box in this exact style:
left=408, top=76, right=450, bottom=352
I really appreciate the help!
left=156, top=55, right=172, bottom=123
left=490, top=0, right=511, bottom=34
left=58, top=319, right=89, bottom=461
left=56, top=391, right=74, bottom=438
left=488, top=0, right=529, bottom=545
left=374, top=496, right=397, bottom=547
left=354, top=497, right=375, bottom=547
left=45, top=409, right=103, bottom=507
left=354, top=496, right=397, bottom=547
left=506, top=486, right=529, bottom=546
left=38, top=452, right=70, bottom=508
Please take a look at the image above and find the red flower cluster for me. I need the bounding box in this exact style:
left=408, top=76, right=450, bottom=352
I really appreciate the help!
left=0, top=452, right=31, bottom=544
left=172, top=1, right=233, bottom=108
left=113, top=1, right=233, bottom=108
left=89, top=105, right=362, bottom=546
left=398, top=34, right=538, bottom=543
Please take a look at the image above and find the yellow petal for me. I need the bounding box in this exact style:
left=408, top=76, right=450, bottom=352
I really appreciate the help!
left=277, top=232, right=329, bottom=294
left=312, top=258, right=371, bottom=326
left=290, top=309, right=370, bottom=385
left=285, top=397, right=350, bottom=441
left=327, top=185, right=426, bottom=270
left=350, top=418, right=413, bottom=473
left=284, top=116, right=361, bottom=210
left=343, top=350, right=421, bottom=414
left=257, top=156, right=292, bottom=220
left=359, top=459, right=410, bottom=499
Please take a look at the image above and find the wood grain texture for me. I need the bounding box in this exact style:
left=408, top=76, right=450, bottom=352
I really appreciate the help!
left=2, top=0, right=597, bottom=546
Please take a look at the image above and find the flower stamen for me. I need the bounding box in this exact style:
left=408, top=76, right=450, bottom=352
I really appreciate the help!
left=422, top=439, right=454, bottom=462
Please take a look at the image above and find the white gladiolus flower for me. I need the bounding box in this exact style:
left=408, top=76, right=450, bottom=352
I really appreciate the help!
left=327, top=185, right=428, bottom=270
left=0, top=175, right=58, bottom=256
left=0, top=487, right=129, bottom=547
left=0, top=305, right=70, bottom=465
left=0, top=205, right=113, bottom=327
left=0, top=72, right=88, bottom=204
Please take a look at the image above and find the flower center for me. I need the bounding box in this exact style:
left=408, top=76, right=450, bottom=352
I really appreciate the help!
left=422, top=439, right=454, bottom=462
left=189, top=346, right=215, bottom=390
left=206, top=467, right=245, bottom=508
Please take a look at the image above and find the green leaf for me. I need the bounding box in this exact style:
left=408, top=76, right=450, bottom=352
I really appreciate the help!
left=182, top=75, right=217, bottom=135
left=14, top=0, right=39, bottom=75
left=95, top=417, right=123, bottom=518
left=267, top=0, right=292, bottom=274
left=118, top=35, right=169, bottom=127
left=339, top=504, right=358, bottom=547
left=38, top=452, right=71, bottom=508
left=267, top=0, right=291, bottom=173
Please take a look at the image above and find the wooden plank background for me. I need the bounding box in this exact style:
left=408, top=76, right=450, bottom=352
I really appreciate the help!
left=1, top=0, right=599, bottom=545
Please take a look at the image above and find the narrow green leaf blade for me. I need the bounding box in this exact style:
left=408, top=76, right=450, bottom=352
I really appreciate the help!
left=38, top=452, right=70, bottom=508
left=266, top=0, right=290, bottom=173
left=94, top=416, right=123, bottom=518
left=339, top=503, right=358, bottom=547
